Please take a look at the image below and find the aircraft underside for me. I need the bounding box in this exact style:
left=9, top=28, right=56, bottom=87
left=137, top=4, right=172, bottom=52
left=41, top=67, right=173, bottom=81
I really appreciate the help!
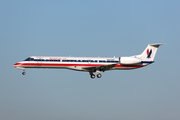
left=14, top=63, right=146, bottom=78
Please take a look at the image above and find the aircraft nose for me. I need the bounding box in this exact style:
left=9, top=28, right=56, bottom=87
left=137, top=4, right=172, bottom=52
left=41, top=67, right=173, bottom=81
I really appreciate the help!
left=13, top=63, right=21, bottom=66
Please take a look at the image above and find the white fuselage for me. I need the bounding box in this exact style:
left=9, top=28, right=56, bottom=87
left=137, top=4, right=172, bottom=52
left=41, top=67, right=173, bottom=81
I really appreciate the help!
left=14, top=43, right=162, bottom=78
left=14, top=56, right=150, bottom=71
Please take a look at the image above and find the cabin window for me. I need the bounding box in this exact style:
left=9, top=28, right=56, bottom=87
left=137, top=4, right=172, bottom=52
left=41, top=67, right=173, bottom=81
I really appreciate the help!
left=83, top=60, right=87, bottom=62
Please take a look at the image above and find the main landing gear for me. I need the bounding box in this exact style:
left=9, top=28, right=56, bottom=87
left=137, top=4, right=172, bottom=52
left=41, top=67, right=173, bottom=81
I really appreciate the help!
left=89, top=71, right=102, bottom=79
left=91, top=74, right=95, bottom=79
left=97, top=74, right=102, bottom=78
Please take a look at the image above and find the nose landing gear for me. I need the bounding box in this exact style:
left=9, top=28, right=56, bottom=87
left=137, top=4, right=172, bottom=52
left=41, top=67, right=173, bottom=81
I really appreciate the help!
left=22, top=69, right=26, bottom=75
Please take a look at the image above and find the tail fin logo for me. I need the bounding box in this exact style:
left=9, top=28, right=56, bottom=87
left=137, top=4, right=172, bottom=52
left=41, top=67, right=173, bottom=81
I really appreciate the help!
left=147, top=49, right=152, bottom=58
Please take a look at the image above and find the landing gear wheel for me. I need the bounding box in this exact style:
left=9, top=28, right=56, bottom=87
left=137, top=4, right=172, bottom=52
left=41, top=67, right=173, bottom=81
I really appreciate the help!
left=91, top=74, right=95, bottom=79
left=97, top=74, right=102, bottom=78
left=22, top=72, right=26, bottom=75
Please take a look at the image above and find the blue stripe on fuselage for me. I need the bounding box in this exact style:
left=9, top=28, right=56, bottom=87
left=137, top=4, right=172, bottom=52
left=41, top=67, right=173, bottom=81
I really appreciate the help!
left=141, top=61, right=154, bottom=63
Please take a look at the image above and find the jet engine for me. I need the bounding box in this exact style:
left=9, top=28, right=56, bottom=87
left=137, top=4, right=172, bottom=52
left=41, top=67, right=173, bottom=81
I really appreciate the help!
left=119, top=57, right=141, bottom=65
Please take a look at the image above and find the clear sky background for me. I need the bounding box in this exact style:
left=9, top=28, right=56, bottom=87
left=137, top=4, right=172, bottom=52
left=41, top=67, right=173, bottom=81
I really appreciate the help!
left=0, top=0, right=180, bottom=120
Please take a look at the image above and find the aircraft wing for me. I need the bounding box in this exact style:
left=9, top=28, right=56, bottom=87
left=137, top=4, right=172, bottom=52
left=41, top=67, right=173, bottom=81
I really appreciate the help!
left=82, top=64, right=117, bottom=72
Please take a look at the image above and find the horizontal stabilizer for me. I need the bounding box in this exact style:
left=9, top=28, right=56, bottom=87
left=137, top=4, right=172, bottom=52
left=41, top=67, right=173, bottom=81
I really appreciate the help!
left=149, top=43, right=164, bottom=47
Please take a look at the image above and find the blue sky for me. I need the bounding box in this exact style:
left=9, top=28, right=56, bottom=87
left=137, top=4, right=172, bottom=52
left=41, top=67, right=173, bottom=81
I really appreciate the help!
left=0, top=0, right=180, bottom=120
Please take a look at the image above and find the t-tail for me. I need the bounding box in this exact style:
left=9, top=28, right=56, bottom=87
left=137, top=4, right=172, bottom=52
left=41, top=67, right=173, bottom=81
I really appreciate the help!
left=138, top=43, right=164, bottom=61
left=119, top=43, right=163, bottom=65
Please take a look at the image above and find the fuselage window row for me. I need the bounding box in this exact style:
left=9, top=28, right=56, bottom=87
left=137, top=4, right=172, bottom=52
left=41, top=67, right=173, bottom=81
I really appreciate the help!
left=24, top=58, right=118, bottom=63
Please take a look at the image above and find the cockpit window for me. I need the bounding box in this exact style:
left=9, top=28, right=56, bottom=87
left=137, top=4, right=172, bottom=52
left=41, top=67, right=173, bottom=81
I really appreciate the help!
left=30, top=58, right=34, bottom=61
left=24, top=57, right=34, bottom=61
left=24, top=57, right=31, bottom=61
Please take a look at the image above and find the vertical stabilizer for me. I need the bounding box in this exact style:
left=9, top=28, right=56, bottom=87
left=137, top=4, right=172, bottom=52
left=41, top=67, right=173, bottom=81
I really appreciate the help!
left=139, top=43, right=163, bottom=61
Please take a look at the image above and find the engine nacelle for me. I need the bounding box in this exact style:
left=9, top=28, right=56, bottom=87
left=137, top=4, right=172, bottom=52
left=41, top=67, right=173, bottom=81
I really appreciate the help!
left=120, top=57, right=141, bottom=65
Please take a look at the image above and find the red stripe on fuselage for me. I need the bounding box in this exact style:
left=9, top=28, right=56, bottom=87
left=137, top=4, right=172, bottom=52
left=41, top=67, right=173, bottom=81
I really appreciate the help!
left=115, top=64, right=144, bottom=68
left=14, top=63, right=22, bottom=66
left=14, top=62, right=144, bottom=68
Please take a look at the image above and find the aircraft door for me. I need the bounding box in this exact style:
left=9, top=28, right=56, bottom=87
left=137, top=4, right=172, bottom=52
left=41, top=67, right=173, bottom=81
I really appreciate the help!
left=88, top=59, right=91, bottom=64
left=37, top=57, right=42, bottom=66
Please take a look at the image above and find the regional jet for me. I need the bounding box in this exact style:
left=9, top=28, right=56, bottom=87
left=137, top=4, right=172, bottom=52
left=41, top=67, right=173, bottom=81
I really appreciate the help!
left=14, top=43, right=163, bottom=78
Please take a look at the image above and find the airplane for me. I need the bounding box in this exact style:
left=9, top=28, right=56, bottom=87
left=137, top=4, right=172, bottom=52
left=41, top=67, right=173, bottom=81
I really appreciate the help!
left=13, top=43, right=163, bottom=78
